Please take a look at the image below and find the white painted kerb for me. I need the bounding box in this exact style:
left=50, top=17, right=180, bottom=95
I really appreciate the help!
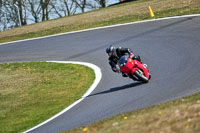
left=23, top=61, right=102, bottom=133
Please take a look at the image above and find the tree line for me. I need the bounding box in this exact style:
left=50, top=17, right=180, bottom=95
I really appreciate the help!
left=0, top=0, right=117, bottom=31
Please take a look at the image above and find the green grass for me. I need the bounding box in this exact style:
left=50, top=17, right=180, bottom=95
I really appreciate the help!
left=63, top=92, right=200, bottom=133
left=0, top=62, right=95, bottom=133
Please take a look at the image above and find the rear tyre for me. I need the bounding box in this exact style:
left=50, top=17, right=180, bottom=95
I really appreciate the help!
left=134, top=70, right=149, bottom=83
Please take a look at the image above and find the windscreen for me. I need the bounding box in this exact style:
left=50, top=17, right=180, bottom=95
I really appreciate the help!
left=118, top=55, right=127, bottom=67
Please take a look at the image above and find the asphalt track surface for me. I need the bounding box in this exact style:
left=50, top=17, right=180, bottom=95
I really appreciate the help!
left=1, top=15, right=200, bottom=133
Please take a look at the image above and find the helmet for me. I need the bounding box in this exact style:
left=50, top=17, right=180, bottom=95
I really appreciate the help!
left=106, top=45, right=115, bottom=56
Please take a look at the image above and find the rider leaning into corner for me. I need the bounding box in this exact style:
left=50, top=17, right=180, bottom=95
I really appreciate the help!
left=106, top=45, right=147, bottom=77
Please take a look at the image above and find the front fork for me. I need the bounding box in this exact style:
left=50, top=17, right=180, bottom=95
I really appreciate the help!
left=131, top=62, right=149, bottom=79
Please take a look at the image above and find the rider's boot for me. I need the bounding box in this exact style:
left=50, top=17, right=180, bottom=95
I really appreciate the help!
left=122, top=72, right=128, bottom=77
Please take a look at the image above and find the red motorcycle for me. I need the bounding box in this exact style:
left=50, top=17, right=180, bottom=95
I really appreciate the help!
left=117, top=55, right=151, bottom=83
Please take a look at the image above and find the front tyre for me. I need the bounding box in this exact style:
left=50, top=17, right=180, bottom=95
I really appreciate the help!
left=134, top=70, right=149, bottom=83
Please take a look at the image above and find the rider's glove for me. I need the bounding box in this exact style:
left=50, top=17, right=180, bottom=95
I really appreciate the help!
left=129, top=53, right=134, bottom=58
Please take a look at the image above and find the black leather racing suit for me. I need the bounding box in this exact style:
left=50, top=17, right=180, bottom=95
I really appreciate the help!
left=108, top=47, right=141, bottom=73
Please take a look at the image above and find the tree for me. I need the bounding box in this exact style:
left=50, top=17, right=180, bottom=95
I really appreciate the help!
left=16, top=0, right=27, bottom=26
left=40, top=0, right=50, bottom=21
left=1, top=0, right=20, bottom=28
left=0, top=0, right=2, bottom=12
left=0, top=0, right=2, bottom=21
left=0, top=0, right=4, bottom=31
left=72, top=0, right=86, bottom=13
left=50, top=0, right=63, bottom=17
left=99, top=0, right=106, bottom=8
left=0, top=0, right=108, bottom=31
left=27, top=0, right=41, bottom=23
left=94, top=0, right=106, bottom=8
left=63, top=0, right=78, bottom=16
left=50, top=0, right=78, bottom=17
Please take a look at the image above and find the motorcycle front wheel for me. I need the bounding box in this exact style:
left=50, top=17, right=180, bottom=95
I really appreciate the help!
left=134, top=69, right=149, bottom=83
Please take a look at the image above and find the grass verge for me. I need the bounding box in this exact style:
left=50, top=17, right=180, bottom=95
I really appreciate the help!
left=63, top=92, right=200, bottom=133
left=0, top=62, right=95, bottom=133
left=0, top=0, right=199, bottom=43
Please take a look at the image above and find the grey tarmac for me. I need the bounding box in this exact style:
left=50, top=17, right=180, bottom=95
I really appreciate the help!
left=0, top=15, right=200, bottom=133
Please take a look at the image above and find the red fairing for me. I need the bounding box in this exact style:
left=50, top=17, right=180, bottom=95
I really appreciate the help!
left=119, top=56, right=149, bottom=79
left=120, top=57, right=135, bottom=74
left=131, top=60, right=149, bottom=79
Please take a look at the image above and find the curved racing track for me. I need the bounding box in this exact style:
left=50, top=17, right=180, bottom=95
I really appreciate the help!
left=0, top=15, right=200, bottom=133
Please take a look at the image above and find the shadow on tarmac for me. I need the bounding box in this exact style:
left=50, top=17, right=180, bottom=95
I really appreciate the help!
left=88, top=82, right=144, bottom=97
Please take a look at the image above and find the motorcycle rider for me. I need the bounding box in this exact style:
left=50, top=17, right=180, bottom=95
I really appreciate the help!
left=106, top=45, right=144, bottom=77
